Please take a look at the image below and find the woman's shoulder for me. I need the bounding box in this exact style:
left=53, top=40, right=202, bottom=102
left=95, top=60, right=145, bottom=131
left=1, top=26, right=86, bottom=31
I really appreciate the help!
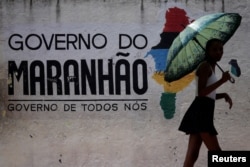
left=196, top=61, right=212, bottom=76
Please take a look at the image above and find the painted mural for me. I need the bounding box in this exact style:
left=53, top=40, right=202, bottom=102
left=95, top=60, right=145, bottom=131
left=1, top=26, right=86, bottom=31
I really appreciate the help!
left=146, top=7, right=195, bottom=119
left=0, top=1, right=249, bottom=167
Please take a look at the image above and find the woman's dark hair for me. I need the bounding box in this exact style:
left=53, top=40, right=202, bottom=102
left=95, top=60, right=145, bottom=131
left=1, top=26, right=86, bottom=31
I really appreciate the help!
left=205, top=38, right=223, bottom=61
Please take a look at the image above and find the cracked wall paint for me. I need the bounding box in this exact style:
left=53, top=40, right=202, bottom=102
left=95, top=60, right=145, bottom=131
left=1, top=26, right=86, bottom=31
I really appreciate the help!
left=0, top=1, right=249, bottom=167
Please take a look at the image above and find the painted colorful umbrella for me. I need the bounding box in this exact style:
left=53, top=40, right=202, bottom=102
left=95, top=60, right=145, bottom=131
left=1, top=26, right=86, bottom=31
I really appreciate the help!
left=164, top=13, right=242, bottom=82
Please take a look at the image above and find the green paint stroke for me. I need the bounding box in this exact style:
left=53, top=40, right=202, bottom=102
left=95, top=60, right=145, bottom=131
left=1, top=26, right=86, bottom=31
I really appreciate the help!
left=160, top=92, right=176, bottom=119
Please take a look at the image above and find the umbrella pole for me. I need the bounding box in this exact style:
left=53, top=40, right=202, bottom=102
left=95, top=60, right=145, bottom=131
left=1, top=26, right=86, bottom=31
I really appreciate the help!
left=193, top=37, right=235, bottom=83
left=215, top=63, right=225, bottom=72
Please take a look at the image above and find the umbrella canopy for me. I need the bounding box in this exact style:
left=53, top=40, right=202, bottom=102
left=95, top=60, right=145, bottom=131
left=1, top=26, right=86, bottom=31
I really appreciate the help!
left=164, top=13, right=242, bottom=82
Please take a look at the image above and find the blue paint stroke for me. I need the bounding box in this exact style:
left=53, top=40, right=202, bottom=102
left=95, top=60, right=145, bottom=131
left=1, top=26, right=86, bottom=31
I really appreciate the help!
left=229, top=59, right=241, bottom=77
left=145, top=49, right=168, bottom=72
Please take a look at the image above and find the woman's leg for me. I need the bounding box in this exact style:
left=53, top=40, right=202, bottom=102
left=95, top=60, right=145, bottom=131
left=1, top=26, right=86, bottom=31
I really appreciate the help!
left=200, top=132, right=221, bottom=151
left=183, top=134, right=202, bottom=167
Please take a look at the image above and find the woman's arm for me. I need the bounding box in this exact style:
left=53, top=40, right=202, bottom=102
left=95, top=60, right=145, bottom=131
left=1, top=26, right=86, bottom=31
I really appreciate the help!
left=216, top=93, right=233, bottom=109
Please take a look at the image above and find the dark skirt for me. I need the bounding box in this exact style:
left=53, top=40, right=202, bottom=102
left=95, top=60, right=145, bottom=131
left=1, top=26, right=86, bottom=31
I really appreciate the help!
left=178, top=96, right=218, bottom=135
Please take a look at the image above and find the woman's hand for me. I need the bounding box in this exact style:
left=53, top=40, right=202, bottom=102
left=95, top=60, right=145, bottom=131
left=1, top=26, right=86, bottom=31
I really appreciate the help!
left=224, top=93, right=233, bottom=109
left=221, top=71, right=231, bottom=83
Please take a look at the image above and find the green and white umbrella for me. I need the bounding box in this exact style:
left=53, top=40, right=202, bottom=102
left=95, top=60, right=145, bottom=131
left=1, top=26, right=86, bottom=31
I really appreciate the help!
left=164, top=13, right=242, bottom=82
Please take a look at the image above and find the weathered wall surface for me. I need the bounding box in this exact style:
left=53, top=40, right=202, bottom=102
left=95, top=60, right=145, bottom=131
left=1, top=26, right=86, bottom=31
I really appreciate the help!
left=0, top=0, right=249, bottom=167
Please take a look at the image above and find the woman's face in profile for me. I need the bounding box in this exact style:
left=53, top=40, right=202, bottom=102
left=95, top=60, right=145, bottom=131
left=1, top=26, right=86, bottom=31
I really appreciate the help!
left=207, top=41, right=224, bottom=62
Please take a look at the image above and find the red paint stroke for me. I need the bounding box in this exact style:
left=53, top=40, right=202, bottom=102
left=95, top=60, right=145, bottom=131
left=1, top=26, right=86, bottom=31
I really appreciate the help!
left=163, top=7, right=191, bottom=32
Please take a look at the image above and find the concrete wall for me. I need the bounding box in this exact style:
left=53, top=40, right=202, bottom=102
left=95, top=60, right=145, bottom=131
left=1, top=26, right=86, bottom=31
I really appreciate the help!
left=0, top=0, right=249, bottom=166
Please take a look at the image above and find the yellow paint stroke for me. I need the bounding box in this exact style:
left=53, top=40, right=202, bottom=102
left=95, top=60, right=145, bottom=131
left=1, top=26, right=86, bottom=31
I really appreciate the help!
left=152, top=72, right=195, bottom=93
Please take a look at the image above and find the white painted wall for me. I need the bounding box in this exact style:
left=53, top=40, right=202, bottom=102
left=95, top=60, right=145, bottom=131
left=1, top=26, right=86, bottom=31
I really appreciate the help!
left=0, top=0, right=249, bottom=166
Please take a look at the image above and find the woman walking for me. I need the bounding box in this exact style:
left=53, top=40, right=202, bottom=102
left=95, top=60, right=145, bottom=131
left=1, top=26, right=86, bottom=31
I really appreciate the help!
left=178, top=38, right=233, bottom=167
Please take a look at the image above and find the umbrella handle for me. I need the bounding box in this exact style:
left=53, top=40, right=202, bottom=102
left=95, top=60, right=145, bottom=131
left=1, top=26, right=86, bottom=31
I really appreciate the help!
left=216, top=63, right=235, bottom=84
left=229, top=76, right=235, bottom=83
